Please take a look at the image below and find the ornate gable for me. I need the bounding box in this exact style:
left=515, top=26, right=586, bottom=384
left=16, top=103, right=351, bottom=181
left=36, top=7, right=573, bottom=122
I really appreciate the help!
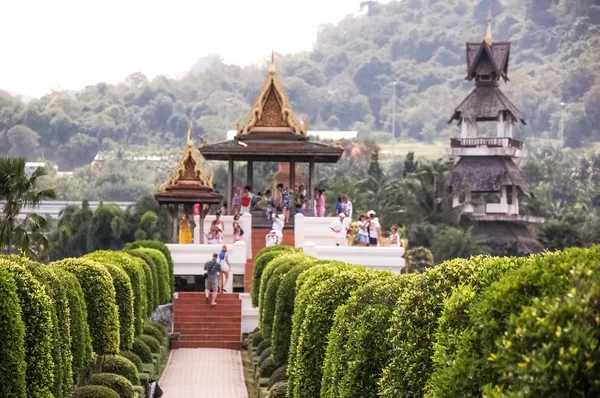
left=167, top=127, right=214, bottom=187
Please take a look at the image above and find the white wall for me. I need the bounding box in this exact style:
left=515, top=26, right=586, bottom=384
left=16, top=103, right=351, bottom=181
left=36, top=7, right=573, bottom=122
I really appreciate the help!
left=240, top=293, right=258, bottom=334
left=294, top=214, right=340, bottom=247
left=302, top=243, right=405, bottom=273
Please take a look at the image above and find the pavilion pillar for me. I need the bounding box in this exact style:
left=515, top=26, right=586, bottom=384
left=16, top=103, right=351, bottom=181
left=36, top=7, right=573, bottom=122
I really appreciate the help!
left=290, top=160, right=296, bottom=192
left=247, top=161, right=254, bottom=189
left=227, top=157, right=233, bottom=215
left=308, top=158, right=315, bottom=216
left=170, top=204, right=179, bottom=243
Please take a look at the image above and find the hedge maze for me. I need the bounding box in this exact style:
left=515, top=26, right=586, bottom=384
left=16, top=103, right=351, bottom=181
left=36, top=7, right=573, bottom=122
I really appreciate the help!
left=249, top=245, right=600, bottom=398
left=0, top=241, right=173, bottom=398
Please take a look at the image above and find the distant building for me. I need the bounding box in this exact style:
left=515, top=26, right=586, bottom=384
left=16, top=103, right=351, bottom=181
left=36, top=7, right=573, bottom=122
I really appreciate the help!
left=225, top=130, right=357, bottom=141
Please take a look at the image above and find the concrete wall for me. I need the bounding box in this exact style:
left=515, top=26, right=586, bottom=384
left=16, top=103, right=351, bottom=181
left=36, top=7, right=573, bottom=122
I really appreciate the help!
left=302, top=243, right=405, bottom=273
left=294, top=214, right=339, bottom=247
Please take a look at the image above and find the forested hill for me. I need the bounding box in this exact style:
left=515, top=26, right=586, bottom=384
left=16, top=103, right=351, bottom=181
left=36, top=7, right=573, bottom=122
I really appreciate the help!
left=0, top=0, right=598, bottom=170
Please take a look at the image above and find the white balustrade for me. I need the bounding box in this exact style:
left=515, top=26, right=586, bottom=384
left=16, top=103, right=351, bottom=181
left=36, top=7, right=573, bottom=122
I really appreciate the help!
left=302, top=243, right=405, bottom=274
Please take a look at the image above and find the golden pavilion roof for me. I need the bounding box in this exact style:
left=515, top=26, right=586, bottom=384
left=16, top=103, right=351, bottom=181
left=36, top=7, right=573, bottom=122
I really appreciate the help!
left=166, top=127, right=214, bottom=188
left=236, top=51, right=309, bottom=137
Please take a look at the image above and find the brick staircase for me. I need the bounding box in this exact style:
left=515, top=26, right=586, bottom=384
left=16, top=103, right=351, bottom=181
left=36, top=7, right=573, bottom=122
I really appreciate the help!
left=172, top=292, right=242, bottom=350
left=245, top=228, right=295, bottom=293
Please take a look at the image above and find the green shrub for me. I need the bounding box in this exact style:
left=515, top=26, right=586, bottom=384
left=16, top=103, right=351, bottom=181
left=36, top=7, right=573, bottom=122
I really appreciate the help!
left=21, top=258, right=73, bottom=397
left=256, top=339, right=272, bottom=356
left=146, top=321, right=167, bottom=337
left=53, top=268, right=94, bottom=384
left=101, top=355, right=140, bottom=385
left=260, top=356, right=278, bottom=378
left=85, top=251, right=147, bottom=336
left=124, top=240, right=173, bottom=297
left=271, top=263, right=313, bottom=366
left=252, top=331, right=265, bottom=348
left=102, top=263, right=135, bottom=350
left=406, top=246, right=434, bottom=273
left=125, top=250, right=158, bottom=315
left=53, top=258, right=120, bottom=355
left=425, top=247, right=600, bottom=397
left=321, top=273, right=416, bottom=398
left=132, top=338, right=153, bottom=363
left=269, top=381, right=288, bottom=398
left=268, top=365, right=288, bottom=389
left=143, top=324, right=166, bottom=344
left=259, top=347, right=273, bottom=366
left=72, top=385, right=120, bottom=398
left=0, top=266, right=26, bottom=398
left=139, top=334, right=161, bottom=354
left=138, top=372, right=149, bottom=391
left=136, top=248, right=170, bottom=304
left=288, top=264, right=371, bottom=398
left=134, top=385, right=146, bottom=397
left=120, top=350, right=143, bottom=372
left=90, top=373, right=135, bottom=398
left=2, top=259, right=55, bottom=397
left=252, top=246, right=297, bottom=306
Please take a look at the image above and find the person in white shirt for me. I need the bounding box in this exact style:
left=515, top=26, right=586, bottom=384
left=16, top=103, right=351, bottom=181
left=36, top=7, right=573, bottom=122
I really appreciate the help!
left=272, top=213, right=285, bottom=244
left=388, top=224, right=402, bottom=247
left=342, top=195, right=353, bottom=219
left=366, top=210, right=381, bottom=247
left=356, top=214, right=369, bottom=246
left=330, top=213, right=349, bottom=246
left=266, top=230, right=278, bottom=247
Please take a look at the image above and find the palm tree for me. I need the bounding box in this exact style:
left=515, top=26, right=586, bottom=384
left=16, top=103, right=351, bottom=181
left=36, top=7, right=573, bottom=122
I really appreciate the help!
left=0, top=158, right=56, bottom=256
left=431, top=226, right=488, bottom=263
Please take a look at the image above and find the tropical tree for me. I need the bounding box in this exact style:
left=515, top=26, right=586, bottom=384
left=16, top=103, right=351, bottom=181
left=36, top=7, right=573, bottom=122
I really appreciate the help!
left=430, top=226, right=488, bottom=263
left=0, top=158, right=56, bottom=256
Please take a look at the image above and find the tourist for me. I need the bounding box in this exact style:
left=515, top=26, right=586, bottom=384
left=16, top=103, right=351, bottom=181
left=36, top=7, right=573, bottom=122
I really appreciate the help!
left=257, top=190, right=274, bottom=220
left=232, top=214, right=243, bottom=243
left=218, top=245, right=231, bottom=293
left=204, top=253, right=221, bottom=306
left=240, top=185, right=252, bottom=214
left=335, top=197, right=343, bottom=216
left=219, top=201, right=227, bottom=216
left=210, top=211, right=225, bottom=244
left=342, top=195, right=353, bottom=219
left=330, top=213, right=349, bottom=246
left=366, top=210, right=381, bottom=246
left=388, top=224, right=402, bottom=247
left=313, top=187, right=319, bottom=216
left=294, top=185, right=305, bottom=215
left=179, top=215, right=192, bottom=244
left=316, top=189, right=326, bottom=217
left=266, top=230, right=278, bottom=247
left=356, top=214, right=369, bottom=246
left=277, top=183, right=292, bottom=223
left=232, top=187, right=241, bottom=216
left=272, top=213, right=285, bottom=244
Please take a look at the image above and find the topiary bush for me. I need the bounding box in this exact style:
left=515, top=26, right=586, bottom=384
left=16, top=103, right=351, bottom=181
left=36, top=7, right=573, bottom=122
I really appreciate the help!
left=53, top=258, right=120, bottom=355
left=85, top=251, right=147, bottom=336
left=260, top=356, right=278, bottom=378
left=102, top=263, right=135, bottom=351
left=139, top=334, right=161, bottom=354
left=146, top=321, right=168, bottom=337
left=136, top=248, right=170, bottom=304
left=132, top=338, right=153, bottom=363
left=406, top=246, right=434, bottom=273
left=425, top=247, right=600, bottom=397
left=2, top=259, right=55, bottom=397
left=101, top=355, right=140, bottom=385
left=53, top=268, right=94, bottom=384
left=288, top=264, right=371, bottom=398
left=120, top=350, right=143, bottom=372
left=143, top=324, right=166, bottom=345
left=256, top=339, right=272, bottom=356
left=0, top=266, right=26, bottom=398
left=259, top=347, right=273, bottom=366
left=271, top=262, right=314, bottom=367
left=252, top=331, right=265, bottom=348
left=124, top=240, right=173, bottom=297
left=90, top=373, right=135, bottom=398
left=251, top=246, right=297, bottom=306
left=72, top=385, right=120, bottom=398
left=321, top=273, right=415, bottom=398
left=269, top=381, right=288, bottom=398
left=138, top=372, right=149, bottom=392
left=125, top=249, right=157, bottom=314
left=268, top=365, right=288, bottom=389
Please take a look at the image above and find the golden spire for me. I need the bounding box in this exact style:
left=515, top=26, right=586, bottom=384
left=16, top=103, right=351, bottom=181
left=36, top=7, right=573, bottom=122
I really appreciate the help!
left=187, top=123, right=193, bottom=146
left=485, top=6, right=493, bottom=46
left=269, top=49, right=276, bottom=74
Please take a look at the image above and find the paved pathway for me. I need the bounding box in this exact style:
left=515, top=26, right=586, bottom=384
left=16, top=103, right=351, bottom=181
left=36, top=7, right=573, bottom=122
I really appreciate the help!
left=160, top=348, right=248, bottom=397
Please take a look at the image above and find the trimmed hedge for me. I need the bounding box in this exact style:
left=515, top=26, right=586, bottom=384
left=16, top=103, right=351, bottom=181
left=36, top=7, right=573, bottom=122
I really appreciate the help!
left=321, top=273, right=415, bottom=398
left=288, top=264, right=371, bottom=398
left=120, top=350, right=144, bottom=372
left=252, top=246, right=297, bottom=306
left=72, top=385, right=120, bottom=398
left=85, top=251, right=147, bottom=336
left=139, top=334, right=162, bottom=354
left=53, top=268, right=94, bottom=384
left=0, top=266, right=26, bottom=398
left=269, top=381, right=288, bottom=398
left=136, top=248, right=170, bottom=304
left=425, top=247, right=600, bottom=397
left=260, top=356, right=278, bottom=378
left=102, top=263, right=135, bottom=351
left=256, top=339, right=272, bottom=356
left=268, top=365, right=288, bottom=390
left=259, top=347, right=273, bottom=366
left=101, top=355, right=140, bottom=385
left=146, top=321, right=168, bottom=337
left=252, top=331, right=265, bottom=348
left=90, top=373, right=135, bottom=398
left=2, top=259, right=55, bottom=397
left=132, top=338, right=153, bottom=363
left=124, top=240, right=173, bottom=297
left=53, top=258, right=120, bottom=355
left=143, top=324, right=166, bottom=345
left=125, top=249, right=158, bottom=314
left=271, top=263, right=314, bottom=366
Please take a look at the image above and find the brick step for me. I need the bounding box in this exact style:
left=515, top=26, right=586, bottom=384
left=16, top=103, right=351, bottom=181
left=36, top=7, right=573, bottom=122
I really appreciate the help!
left=174, top=305, right=241, bottom=312
left=171, top=341, right=241, bottom=350
left=178, top=328, right=241, bottom=335
left=175, top=296, right=241, bottom=302
left=179, top=333, right=241, bottom=341
left=175, top=321, right=241, bottom=329
left=175, top=300, right=241, bottom=306
left=177, top=293, right=240, bottom=298
left=175, top=311, right=241, bottom=318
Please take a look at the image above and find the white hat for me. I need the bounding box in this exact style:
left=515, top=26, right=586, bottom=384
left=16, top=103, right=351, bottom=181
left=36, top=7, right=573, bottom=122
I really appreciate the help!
left=338, top=213, right=346, bottom=218
left=269, top=230, right=276, bottom=234
left=278, top=214, right=285, bottom=221
left=367, top=210, right=376, bottom=216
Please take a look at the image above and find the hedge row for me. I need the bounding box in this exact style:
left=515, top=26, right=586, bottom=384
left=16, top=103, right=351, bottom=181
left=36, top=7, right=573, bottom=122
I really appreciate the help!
left=252, top=245, right=600, bottom=398
left=251, top=245, right=298, bottom=306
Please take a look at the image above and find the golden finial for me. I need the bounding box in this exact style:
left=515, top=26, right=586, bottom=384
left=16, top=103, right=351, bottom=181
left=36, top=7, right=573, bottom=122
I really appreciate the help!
left=269, top=49, right=276, bottom=74
left=187, top=124, right=193, bottom=146
left=485, top=6, right=493, bottom=46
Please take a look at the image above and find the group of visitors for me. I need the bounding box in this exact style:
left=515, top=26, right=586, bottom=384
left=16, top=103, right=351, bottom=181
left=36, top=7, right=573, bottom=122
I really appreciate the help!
left=202, top=246, right=231, bottom=306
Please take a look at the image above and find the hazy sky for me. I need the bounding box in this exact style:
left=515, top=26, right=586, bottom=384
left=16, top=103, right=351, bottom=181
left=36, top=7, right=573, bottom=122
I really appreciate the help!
left=0, top=0, right=379, bottom=97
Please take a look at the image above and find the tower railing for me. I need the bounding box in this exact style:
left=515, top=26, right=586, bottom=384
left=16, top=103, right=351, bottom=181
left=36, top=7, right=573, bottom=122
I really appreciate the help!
left=450, top=137, right=523, bottom=150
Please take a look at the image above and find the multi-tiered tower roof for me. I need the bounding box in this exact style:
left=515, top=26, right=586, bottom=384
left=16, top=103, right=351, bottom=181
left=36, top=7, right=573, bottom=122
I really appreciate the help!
left=447, top=10, right=544, bottom=254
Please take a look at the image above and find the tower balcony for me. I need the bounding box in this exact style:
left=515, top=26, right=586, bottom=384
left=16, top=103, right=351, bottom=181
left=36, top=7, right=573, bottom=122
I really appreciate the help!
left=447, top=137, right=525, bottom=157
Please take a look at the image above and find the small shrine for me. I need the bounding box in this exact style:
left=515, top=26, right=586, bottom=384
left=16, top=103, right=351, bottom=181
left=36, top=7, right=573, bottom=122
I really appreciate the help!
left=200, top=52, right=343, bottom=225
left=447, top=10, right=544, bottom=254
left=155, top=127, right=222, bottom=243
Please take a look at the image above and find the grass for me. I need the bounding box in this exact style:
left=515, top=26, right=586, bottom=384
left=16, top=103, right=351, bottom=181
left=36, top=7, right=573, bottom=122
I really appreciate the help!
left=242, top=348, right=260, bottom=398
